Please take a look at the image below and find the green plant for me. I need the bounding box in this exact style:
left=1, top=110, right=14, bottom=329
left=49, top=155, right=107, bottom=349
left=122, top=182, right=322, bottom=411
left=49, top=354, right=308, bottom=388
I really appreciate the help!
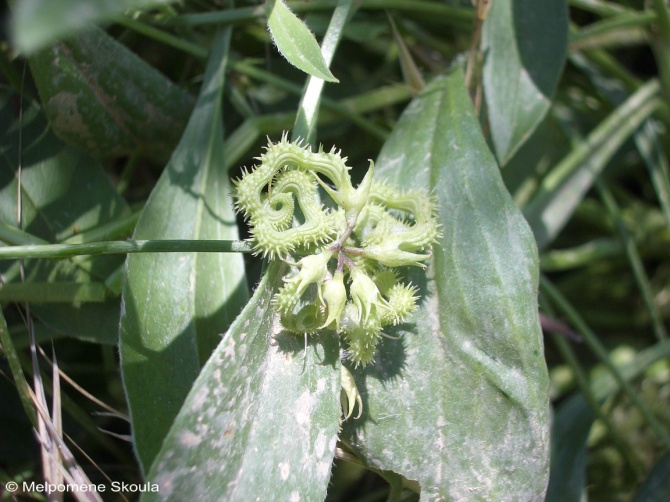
left=1, top=1, right=669, bottom=501
left=233, top=135, right=438, bottom=366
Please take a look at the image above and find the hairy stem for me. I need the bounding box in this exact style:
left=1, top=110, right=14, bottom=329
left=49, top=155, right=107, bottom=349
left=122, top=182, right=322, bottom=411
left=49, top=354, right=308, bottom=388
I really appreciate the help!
left=0, top=240, right=253, bottom=260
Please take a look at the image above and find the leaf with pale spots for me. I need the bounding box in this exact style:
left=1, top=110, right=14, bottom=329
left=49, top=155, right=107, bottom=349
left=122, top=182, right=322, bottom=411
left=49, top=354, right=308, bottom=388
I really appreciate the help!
left=142, top=261, right=342, bottom=501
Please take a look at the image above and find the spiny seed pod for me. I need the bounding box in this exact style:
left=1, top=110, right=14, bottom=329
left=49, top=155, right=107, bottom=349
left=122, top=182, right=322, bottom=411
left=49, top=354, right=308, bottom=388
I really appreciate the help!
left=382, top=283, right=419, bottom=325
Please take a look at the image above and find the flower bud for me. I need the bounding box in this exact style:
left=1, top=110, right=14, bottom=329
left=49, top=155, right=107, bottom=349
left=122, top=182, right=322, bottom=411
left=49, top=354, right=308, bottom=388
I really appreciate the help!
left=316, top=161, right=375, bottom=227
left=340, top=365, right=362, bottom=420
left=320, top=270, right=347, bottom=330
left=349, top=268, right=391, bottom=324
left=287, top=250, right=333, bottom=296
left=361, top=243, right=432, bottom=268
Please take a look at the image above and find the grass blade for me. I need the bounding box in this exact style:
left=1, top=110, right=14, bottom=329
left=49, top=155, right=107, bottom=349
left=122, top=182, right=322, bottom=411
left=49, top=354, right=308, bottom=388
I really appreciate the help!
left=523, top=79, right=662, bottom=249
left=292, top=0, right=353, bottom=144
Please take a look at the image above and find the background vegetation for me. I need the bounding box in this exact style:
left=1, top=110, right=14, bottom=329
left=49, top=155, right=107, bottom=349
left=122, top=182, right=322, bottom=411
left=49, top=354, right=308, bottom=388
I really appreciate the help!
left=0, top=0, right=669, bottom=500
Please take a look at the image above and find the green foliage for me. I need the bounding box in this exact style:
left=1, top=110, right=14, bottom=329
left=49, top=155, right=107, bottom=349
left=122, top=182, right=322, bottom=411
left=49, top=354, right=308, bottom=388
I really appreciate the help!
left=144, top=261, right=341, bottom=501
left=233, top=135, right=439, bottom=366
left=10, top=0, right=176, bottom=54
left=482, top=0, right=568, bottom=165
left=1, top=1, right=669, bottom=501
left=266, top=0, right=339, bottom=83
left=28, top=24, right=194, bottom=164
left=0, top=91, right=130, bottom=345
left=119, top=28, right=248, bottom=472
left=340, top=67, right=549, bottom=499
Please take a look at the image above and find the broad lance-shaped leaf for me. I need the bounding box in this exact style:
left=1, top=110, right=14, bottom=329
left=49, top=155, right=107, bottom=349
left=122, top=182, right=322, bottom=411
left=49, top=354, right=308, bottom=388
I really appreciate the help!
left=120, top=29, right=248, bottom=473
left=341, top=67, right=550, bottom=499
left=11, top=0, right=176, bottom=54
left=28, top=24, right=193, bottom=164
left=482, top=0, right=567, bottom=165
left=0, top=89, right=130, bottom=345
left=267, top=0, right=339, bottom=83
left=143, top=262, right=341, bottom=501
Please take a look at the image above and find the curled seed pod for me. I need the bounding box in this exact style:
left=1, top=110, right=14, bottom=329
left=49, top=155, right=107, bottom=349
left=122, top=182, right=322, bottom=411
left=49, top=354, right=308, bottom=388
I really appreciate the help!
left=273, top=278, right=302, bottom=316
left=281, top=300, right=326, bottom=334
left=360, top=180, right=441, bottom=267
left=343, top=322, right=382, bottom=367
left=233, top=135, right=350, bottom=259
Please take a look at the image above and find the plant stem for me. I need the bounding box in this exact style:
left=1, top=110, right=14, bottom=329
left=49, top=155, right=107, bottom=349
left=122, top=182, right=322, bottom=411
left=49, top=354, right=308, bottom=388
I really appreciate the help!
left=293, top=0, right=355, bottom=145
left=569, top=11, right=656, bottom=51
left=0, top=240, right=254, bottom=260
left=113, top=15, right=208, bottom=59
left=0, top=308, right=37, bottom=427
left=568, top=0, right=631, bottom=17
left=651, top=0, right=670, bottom=109
left=172, top=0, right=472, bottom=27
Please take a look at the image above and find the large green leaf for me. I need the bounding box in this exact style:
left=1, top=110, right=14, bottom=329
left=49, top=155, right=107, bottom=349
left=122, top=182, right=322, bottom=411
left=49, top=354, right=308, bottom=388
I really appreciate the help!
left=341, top=67, right=550, bottom=499
left=483, top=0, right=568, bottom=165
left=119, top=29, right=248, bottom=473
left=11, top=0, right=175, bottom=54
left=143, top=262, right=341, bottom=501
left=28, top=25, right=193, bottom=164
left=0, top=90, right=130, bottom=345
